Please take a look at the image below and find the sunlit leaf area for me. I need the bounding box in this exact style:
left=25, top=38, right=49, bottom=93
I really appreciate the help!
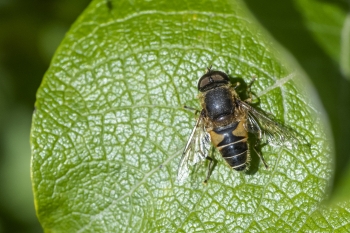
left=1, top=0, right=350, bottom=232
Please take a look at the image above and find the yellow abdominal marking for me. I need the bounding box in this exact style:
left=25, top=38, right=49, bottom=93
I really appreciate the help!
left=209, top=130, right=225, bottom=147
left=232, top=120, right=248, bottom=137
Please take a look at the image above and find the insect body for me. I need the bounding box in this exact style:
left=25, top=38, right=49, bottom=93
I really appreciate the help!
left=177, top=68, right=296, bottom=184
left=199, top=71, right=250, bottom=172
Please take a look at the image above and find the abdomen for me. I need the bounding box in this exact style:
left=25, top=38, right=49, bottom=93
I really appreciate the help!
left=209, top=121, right=249, bottom=171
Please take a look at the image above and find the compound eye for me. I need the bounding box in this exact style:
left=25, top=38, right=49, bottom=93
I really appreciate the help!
left=198, top=77, right=211, bottom=90
left=211, top=73, right=227, bottom=82
left=197, top=71, right=229, bottom=91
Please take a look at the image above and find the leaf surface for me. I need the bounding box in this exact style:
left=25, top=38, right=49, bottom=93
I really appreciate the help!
left=31, top=0, right=348, bottom=232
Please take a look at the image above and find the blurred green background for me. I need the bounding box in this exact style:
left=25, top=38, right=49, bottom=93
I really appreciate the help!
left=0, top=0, right=90, bottom=232
left=0, top=0, right=349, bottom=232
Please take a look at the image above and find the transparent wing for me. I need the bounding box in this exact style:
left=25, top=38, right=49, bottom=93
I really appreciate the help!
left=176, top=113, right=211, bottom=184
left=238, top=100, right=298, bottom=147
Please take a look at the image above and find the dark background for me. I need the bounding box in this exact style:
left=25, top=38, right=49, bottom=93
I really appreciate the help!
left=0, top=0, right=348, bottom=232
left=0, top=0, right=90, bottom=232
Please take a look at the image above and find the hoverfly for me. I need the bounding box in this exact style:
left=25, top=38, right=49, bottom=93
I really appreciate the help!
left=177, top=68, right=298, bottom=184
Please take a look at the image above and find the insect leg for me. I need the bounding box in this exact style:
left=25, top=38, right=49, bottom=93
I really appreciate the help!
left=246, top=117, right=269, bottom=169
left=247, top=77, right=256, bottom=90
left=184, top=106, right=200, bottom=116
left=203, top=156, right=214, bottom=184
left=253, top=146, right=269, bottom=169
left=233, top=82, right=240, bottom=90
left=244, top=76, right=257, bottom=103
left=254, top=129, right=269, bottom=169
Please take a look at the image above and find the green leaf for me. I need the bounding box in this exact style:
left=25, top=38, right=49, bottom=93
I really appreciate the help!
left=30, top=0, right=348, bottom=232
left=340, top=13, right=350, bottom=79
left=294, top=0, right=350, bottom=80
left=304, top=201, right=350, bottom=232
left=294, top=0, right=346, bottom=62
